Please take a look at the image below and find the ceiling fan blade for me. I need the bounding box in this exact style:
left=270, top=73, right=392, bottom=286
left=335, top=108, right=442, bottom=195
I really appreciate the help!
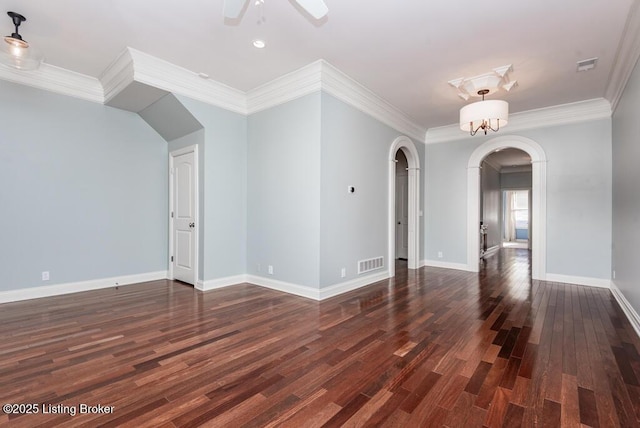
left=293, top=0, right=328, bottom=19
left=224, top=0, right=249, bottom=19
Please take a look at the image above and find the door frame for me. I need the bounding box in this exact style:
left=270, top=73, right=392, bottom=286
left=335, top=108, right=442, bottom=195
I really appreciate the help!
left=388, top=136, right=420, bottom=278
left=395, top=165, right=409, bottom=260
left=168, top=144, right=199, bottom=285
left=467, top=135, right=547, bottom=280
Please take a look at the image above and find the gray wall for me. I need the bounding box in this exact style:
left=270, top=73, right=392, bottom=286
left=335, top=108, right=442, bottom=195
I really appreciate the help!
left=0, top=80, right=168, bottom=291
left=424, top=120, right=612, bottom=280
left=481, top=162, right=501, bottom=249
left=176, top=96, right=248, bottom=281
left=319, top=93, right=425, bottom=287
left=501, top=171, right=532, bottom=189
left=247, top=93, right=322, bottom=288
left=612, top=56, right=640, bottom=315
left=424, top=140, right=470, bottom=264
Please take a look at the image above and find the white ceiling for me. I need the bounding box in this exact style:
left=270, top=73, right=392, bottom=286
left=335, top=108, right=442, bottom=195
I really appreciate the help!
left=1, top=0, right=636, bottom=129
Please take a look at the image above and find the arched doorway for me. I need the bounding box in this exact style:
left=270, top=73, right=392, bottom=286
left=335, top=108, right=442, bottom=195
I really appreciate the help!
left=388, top=136, right=420, bottom=278
left=467, top=136, right=547, bottom=280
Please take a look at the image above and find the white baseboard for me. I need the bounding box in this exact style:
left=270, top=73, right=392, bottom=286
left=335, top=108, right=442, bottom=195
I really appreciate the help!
left=422, top=260, right=474, bottom=272
left=318, top=270, right=390, bottom=300
left=196, top=274, right=248, bottom=291
left=245, top=270, right=390, bottom=301
left=245, top=275, right=320, bottom=300
left=610, top=281, right=640, bottom=339
left=482, top=245, right=500, bottom=257
left=545, top=273, right=611, bottom=289
left=0, top=271, right=168, bottom=304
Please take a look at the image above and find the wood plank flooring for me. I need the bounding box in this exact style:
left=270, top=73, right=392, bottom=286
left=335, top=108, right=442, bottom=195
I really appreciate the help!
left=1, top=249, right=639, bottom=427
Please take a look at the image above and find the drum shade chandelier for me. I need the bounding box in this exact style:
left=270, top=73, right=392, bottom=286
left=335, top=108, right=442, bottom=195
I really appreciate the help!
left=460, top=89, right=509, bottom=136
left=448, top=65, right=517, bottom=136
left=1, top=11, right=43, bottom=71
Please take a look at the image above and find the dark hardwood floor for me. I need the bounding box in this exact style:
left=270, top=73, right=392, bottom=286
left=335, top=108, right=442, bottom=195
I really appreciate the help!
left=1, top=249, right=639, bottom=427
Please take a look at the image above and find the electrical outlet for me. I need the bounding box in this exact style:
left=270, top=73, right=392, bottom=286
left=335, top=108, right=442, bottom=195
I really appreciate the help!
left=341, top=268, right=346, bottom=278
left=613, top=270, right=616, bottom=279
left=42, top=271, right=50, bottom=281
left=438, top=251, right=443, bottom=259
left=257, top=263, right=261, bottom=272
left=268, top=265, right=274, bottom=275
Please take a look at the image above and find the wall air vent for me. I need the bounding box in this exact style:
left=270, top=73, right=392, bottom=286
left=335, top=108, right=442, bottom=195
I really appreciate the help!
left=358, top=256, right=384, bottom=275
left=577, top=57, right=598, bottom=72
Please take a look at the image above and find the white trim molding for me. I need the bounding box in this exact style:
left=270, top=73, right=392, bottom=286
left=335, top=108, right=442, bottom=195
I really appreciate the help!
left=320, top=61, right=426, bottom=142
left=244, top=270, right=391, bottom=301
left=388, top=137, right=421, bottom=278
left=245, top=275, right=320, bottom=300
left=0, top=271, right=167, bottom=304
left=246, top=60, right=426, bottom=142
left=128, top=48, right=247, bottom=114
left=425, top=98, right=612, bottom=144
left=605, top=0, right=640, bottom=112
left=610, top=281, right=640, bottom=338
left=319, top=271, right=391, bottom=300
left=422, top=260, right=474, bottom=271
left=545, top=274, right=611, bottom=289
left=197, top=275, right=249, bottom=291
left=467, top=136, right=547, bottom=280
left=246, top=60, right=323, bottom=114
left=1, top=49, right=426, bottom=143
left=0, top=62, right=103, bottom=103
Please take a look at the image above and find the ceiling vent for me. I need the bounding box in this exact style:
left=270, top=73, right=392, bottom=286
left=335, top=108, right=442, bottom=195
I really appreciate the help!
left=577, top=57, right=598, bottom=72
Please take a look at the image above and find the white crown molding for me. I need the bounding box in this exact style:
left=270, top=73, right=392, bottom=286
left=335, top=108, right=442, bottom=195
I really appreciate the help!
left=128, top=48, right=247, bottom=115
left=425, top=98, right=612, bottom=144
left=100, top=48, right=135, bottom=104
left=0, top=271, right=167, bottom=304
left=247, top=60, right=323, bottom=113
left=319, top=61, right=426, bottom=142
left=610, top=281, right=640, bottom=339
left=246, top=59, right=426, bottom=142
left=482, top=157, right=501, bottom=173
left=605, top=0, right=640, bottom=112
left=0, top=62, right=103, bottom=103
left=501, top=165, right=532, bottom=174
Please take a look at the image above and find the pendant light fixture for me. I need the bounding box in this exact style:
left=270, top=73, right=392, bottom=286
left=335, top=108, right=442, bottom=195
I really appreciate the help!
left=0, top=11, right=43, bottom=71
left=459, top=89, right=509, bottom=136
left=449, top=65, right=517, bottom=136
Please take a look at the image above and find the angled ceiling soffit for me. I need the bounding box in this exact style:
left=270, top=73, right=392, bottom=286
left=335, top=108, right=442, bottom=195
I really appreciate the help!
left=100, top=48, right=247, bottom=114
left=0, top=47, right=425, bottom=141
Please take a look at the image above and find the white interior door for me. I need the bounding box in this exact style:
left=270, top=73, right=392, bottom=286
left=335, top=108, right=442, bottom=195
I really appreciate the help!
left=395, top=173, right=409, bottom=259
left=172, top=150, right=197, bottom=284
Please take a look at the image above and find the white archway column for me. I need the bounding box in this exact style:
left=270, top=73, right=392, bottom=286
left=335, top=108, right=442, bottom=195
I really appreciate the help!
left=389, top=136, right=421, bottom=278
left=407, top=166, right=420, bottom=270
left=467, top=135, right=547, bottom=280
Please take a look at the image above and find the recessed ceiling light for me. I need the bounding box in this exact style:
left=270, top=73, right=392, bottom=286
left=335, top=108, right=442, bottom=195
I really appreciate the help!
left=252, top=39, right=266, bottom=49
